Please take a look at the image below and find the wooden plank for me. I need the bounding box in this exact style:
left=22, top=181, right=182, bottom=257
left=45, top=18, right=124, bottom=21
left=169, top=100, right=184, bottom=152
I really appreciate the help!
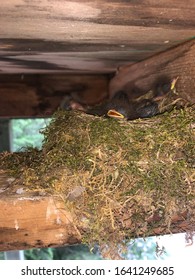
left=0, top=74, right=109, bottom=117
left=0, top=0, right=195, bottom=73
left=0, top=196, right=81, bottom=251
left=0, top=171, right=81, bottom=251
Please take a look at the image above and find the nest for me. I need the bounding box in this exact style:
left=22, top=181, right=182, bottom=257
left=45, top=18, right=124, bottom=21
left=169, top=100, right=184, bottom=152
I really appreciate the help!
left=0, top=107, right=194, bottom=258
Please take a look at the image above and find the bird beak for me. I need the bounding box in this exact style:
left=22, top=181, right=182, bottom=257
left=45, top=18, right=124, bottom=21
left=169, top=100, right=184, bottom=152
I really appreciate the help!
left=107, top=109, right=125, bottom=119
left=170, top=77, right=179, bottom=91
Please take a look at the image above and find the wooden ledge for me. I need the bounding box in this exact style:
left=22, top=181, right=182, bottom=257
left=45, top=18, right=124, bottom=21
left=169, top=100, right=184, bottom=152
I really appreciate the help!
left=0, top=171, right=81, bottom=251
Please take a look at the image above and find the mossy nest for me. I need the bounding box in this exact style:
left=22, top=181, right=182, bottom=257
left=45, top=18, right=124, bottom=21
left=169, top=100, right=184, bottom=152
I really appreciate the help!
left=0, top=107, right=194, bottom=256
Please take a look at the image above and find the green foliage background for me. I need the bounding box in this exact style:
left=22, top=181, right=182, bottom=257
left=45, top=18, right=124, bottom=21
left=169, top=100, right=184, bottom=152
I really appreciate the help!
left=11, top=119, right=51, bottom=151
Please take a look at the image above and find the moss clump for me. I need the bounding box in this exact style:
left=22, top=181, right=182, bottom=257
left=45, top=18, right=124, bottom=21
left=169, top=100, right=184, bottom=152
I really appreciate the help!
left=0, top=107, right=194, bottom=258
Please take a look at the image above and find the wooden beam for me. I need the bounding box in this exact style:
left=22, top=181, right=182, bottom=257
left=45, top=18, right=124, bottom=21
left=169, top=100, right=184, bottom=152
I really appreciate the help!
left=0, top=171, right=81, bottom=251
left=109, top=39, right=195, bottom=105
left=0, top=0, right=195, bottom=73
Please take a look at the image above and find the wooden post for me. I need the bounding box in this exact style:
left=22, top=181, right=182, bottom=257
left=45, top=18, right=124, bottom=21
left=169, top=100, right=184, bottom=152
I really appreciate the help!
left=0, top=120, right=11, bottom=152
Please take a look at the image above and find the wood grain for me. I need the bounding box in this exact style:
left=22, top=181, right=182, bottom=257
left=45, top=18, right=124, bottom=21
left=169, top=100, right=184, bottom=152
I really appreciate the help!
left=0, top=0, right=194, bottom=73
left=109, top=39, right=195, bottom=104
left=0, top=172, right=81, bottom=251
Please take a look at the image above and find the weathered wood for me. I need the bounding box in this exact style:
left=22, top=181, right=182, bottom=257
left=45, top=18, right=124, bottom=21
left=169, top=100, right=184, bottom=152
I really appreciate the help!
left=0, top=172, right=81, bottom=251
left=0, top=197, right=81, bottom=251
left=0, top=74, right=109, bottom=117
left=0, top=0, right=195, bottom=73
left=110, top=39, right=195, bottom=105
